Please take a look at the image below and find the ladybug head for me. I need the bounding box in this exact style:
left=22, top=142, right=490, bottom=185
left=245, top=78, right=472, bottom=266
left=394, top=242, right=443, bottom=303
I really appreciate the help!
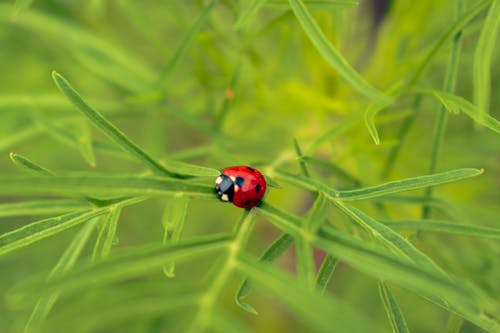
left=215, top=174, right=234, bottom=202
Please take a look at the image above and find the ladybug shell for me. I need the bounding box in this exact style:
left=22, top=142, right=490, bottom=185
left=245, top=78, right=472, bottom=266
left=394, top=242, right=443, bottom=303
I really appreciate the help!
left=218, top=166, right=266, bottom=208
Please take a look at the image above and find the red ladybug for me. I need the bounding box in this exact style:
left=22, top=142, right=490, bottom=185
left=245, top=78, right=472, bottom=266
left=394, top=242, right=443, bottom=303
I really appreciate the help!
left=215, top=166, right=267, bottom=208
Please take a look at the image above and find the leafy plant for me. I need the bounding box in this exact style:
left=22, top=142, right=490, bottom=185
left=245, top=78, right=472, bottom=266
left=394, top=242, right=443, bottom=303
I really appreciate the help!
left=0, top=1, right=499, bottom=333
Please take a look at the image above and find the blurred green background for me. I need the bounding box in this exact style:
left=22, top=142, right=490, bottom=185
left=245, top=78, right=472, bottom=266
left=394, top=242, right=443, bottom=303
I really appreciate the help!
left=0, top=1, right=499, bottom=332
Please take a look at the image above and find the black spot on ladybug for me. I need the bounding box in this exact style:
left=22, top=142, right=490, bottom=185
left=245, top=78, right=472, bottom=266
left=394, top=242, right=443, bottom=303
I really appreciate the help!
left=244, top=200, right=251, bottom=206
left=246, top=167, right=255, bottom=172
left=255, top=184, right=261, bottom=193
left=235, top=176, right=245, bottom=187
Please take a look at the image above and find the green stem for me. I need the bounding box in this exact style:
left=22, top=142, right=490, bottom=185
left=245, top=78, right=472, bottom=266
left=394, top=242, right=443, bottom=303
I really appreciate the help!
left=422, top=0, right=464, bottom=218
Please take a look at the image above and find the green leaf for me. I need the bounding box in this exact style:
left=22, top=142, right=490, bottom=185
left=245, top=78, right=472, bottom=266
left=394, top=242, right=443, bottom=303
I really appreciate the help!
left=332, top=202, right=446, bottom=274
left=0, top=200, right=90, bottom=217
left=0, top=174, right=215, bottom=198
left=162, top=160, right=220, bottom=177
left=25, top=219, right=99, bottom=333
left=91, top=206, right=123, bottom=262
left=364, top=100, right=394, bottom=145
left=236, top=253, right=380, bottom=333
left=0, top=210, right=103, bottom=257
left=10, top=152, right=52, bottom=175
left=378, top=282, right=411, bottom=333
left=315, top=226, right=489, bottom=320
left=235, top=233, right=294, bottom=314
left=381, top=220, right=500, bottom=239
left=315, top=254, right=338, bottom=294
left=234, top=0, right=267, bottom=29
left=51, top=71, right=181, bottom=178
left=287, top=0, right=390, bottom=103
left=429, top=90, right=500, bottom=133
left=10, top=233, right=231, bottom=306
left=276, top=168, right=483, bottom=201
left=302, top=156, right=361, bottom=187
left=408, top=0, right=491, bottom=85
left=293, top=138, right=310, bottom=177
left=162, top=197, right=189, bottom=277
left=473, top=0, right=500, bottom=118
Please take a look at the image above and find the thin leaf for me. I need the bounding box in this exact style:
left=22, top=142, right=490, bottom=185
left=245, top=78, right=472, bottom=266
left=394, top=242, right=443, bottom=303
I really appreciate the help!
left=295, top=236, right=315, bottom=288
left=378, top=282, right=411, bottom=333
left=51, top=71, right=181, bottom=177
left=235, top=233, right=294, bottom=314
left=162, top=197, right=189, bottom=277
left=381, top=220, right=500, bottom=239
left=429, top=90, right=500, bottom=133
left=276, top=168, right=483, bottom=201
left=234, top=0, right=267, bottom=29
left=215, top=61, right=243, bottom=129
left=236, top=253, right=379, bottom=333
left=10, top=152, right=52, bottom=175
left=0, top=210, right=104, bottom=257
left=473, top=0, right=500, bottom=118
left=0, top=126, right=41, bottom=153
left=10, top=233, right=231, bottom=306
left=25, top=219, right=99, bottom=333
left=288, top=0, right=390, bottom=103
left=332, top=202, right=446, bottom=275
left=315, top=226, right=483, bottom=317
left=92, top=206, right=122, bottom=262
left=0, top=174, right=215, bottom=198
left=293, top=138, right=310, bottom=177
left=422, top=0, right=464, bottom=219
left=161, top=160, right=220, bottom=177
left=408, top=0, right=491, bottom=85
left=315, top=254, right=338, bottom=294
left=364, top=100, right=394, bottom=145
left=0, top=200, right=90, bottom=218
left=158, top=0, right=217, bottom=83
left=303, top=156, right=361, bottom=187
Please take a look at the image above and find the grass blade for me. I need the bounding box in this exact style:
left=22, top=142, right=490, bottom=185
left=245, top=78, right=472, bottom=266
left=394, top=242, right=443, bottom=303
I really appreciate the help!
left=378, top=282, right=411, bottom=333
left=293, top=138, right=310, bottom=177
left=315, top=226, right=483, bottom=317
left=276, top=168, right=483, bottom=201
left=0, top=210, right=103, bottom=257
left=25, top=219, right=99, bottom=333
left=0, top=200, right=90, bottom=218
left=234, top=0, right=267, bottom=29
left=429, top=90, right=500, bottom=133
left=235, top=233, right=294, bottom=314
left=315, top=254, right=338, bottom=294
left=381, top=220, right=500, bottom=239
left=91, top=207, right=123, bottom=262
left=162, top=197, right=189, bottom=277
left=332, top=202, right=446, bottom=274
left=408, top=0, right=490, bottom=86
left=236, top=253, right=380, bottom=333
left=0, top=174, right=215, bottom=198
left=10, top=152, right=52, bottom=175
left=473, top=0, right=500, bottom=118
left=51, top=71, right=181, bottom=177
left=10, top=233, right=231, bottom=306
left=288, top=0, right=390, bottom=103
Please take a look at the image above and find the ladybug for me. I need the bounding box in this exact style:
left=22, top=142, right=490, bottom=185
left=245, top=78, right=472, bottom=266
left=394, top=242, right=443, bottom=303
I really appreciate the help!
left=215, top=166, right=267, bottom=208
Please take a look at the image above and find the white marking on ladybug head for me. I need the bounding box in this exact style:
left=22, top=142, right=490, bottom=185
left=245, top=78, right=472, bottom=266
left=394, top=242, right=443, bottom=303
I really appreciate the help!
left=217, top=190, right=222, bottom=195
left=221, top=194, right=229, bottom=202
left=215, top=176, right=223, bottom=185
left=234, top=185, right=240, bottom=192
left=230, top=176, right=236, bottom=182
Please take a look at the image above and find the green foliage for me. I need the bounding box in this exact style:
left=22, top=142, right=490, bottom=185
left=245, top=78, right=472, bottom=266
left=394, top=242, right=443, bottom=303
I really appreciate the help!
left=0, top=1, right=499, bottom=333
